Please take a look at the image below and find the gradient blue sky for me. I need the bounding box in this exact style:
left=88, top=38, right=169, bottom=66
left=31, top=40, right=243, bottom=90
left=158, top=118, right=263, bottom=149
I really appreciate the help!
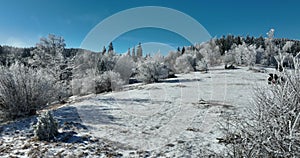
left=0, top=0, right=299, bottom=53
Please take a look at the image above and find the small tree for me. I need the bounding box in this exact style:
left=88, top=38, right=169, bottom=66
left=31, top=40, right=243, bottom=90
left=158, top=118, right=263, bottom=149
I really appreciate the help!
left=164, top=51, right=180, bottom=74
left=108, top=42, right=114, bottom=53
left=33, top=34, right=65, bottom=66
left=199, top=39, right=221, bottom=66
left=102, top=46, right=106, bottom=55
left=181, top=47, right=185, bottom=54
left=31, top=34, right=66, bottom=85
left=263, top=28, right=278, bottom=66
left=72, top=70, right=124, bottom=95
left=196, top=59, right=208, bottom=72
left=33, top=111, right=59, bottom=141
left=137, top=57, right=169, bottom=83
left=93, top=71, right=124, bottom=93
left=113, top=55, right=135, bottom=84
left=136, top=42, right=143, bottom=58
left=174, top=53, right=194, bottom=73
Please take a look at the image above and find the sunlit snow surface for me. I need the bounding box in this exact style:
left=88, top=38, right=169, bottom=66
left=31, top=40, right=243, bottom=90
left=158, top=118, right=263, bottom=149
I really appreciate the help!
left=0, top=66, right=269, bottom=157
left=71, top=66, right=267, bottom=156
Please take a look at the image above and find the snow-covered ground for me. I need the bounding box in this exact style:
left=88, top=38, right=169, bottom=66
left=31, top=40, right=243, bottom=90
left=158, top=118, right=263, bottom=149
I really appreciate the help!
left=0, top=66, right=270, bottom=157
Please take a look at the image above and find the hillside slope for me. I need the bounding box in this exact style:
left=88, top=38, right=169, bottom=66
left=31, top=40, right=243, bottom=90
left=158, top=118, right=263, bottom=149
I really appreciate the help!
left=0, top=66, right=269, bottom=157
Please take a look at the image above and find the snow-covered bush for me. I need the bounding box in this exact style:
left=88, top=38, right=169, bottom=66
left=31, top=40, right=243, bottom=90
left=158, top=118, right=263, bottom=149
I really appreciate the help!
left=221, top=56, right=300, bottom=157
left=95, top=71, right=125, bottom=93
left=174, top=53, right=194, bottom=73
left=33, top=111, right=59, bottom=141
left=164, top=51, right=180, bottom=77
left=199, top=39, right=221, bottom=66
left=238, top=43, right=256, bottom=66
left=72, top=69, right=97, bottom=95
left=244, top=44, right=257, bottom=67
left=71, top=70, right=124, bottom=95
left=137, top=57, right=169, bottom=83
left=195, top=59, right=208, bottom=72
left=73, top=50, right=101, bottom=75
left=99, top=51, right=119, bottom=72
left=223, top=50, right=235, bottom=65
left=224, top=43, right=257, bottom=67
left=113, top=55, right=135, bottom=83
left=0, top=63, right=58, bottom=120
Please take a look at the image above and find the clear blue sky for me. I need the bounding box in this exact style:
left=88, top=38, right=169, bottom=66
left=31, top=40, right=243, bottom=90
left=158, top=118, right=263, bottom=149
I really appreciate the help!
left=0, top=0, right=299, bottom=54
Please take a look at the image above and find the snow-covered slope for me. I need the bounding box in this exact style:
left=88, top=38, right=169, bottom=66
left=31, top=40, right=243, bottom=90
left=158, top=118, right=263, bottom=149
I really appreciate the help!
left=0, top=66, right=269, bottom=157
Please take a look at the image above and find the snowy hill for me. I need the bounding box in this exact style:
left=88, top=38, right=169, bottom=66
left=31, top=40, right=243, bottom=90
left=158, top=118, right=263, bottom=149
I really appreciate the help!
left=0, top=66, right=269, bottom=157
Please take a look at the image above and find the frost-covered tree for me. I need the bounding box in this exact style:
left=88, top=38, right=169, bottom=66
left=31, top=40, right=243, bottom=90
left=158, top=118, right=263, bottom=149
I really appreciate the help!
left=223, top=42, right=257, bottom=67
left=98, top=51, right=119, bottom=73
left=267, top=28, right=275, bottom=39
left=196, top=59, right=208, bottom=72
left=113, top=55, right=135, bottom=83
left=174, top=53, right=194, bottom=73
left=31, top=34, right=66, bottom=84
left=33, top=34, right=65, bottom=65
left=73, top=50, right=101, bottom=77
left=274, top=41, right=294, bottom=71
left=136, top=42, right=143, bottom=58
left=72, top=69, right=124, bottom=95
left=164, top=51, right=180, bottom=75
left=245, top=44, right=257, bottom=67
left=229, top=42, right=257, bottom=66
left=198, top=39, right=221, bottom=66
left=36, top=34, right=65, bottom=57
left=71, top=69, right=96, bottom=95
left=137, top=55, right=169, bottom=83
left=283, top=41, right=294, bottom=52
left=95, top=71, right=125, bottom=93
left=263, top=28, right=278, bottom=65
left=224, top=50, right=235, bottom=65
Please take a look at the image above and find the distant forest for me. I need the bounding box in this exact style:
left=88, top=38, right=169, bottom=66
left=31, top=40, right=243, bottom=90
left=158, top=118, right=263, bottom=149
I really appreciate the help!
left=214, top=35, right=300, bottom=56
left=1, top=35, right=300, bottom=66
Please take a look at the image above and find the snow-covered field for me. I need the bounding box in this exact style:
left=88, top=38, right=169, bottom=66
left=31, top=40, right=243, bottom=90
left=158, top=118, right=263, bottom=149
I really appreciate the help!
left=0, top=66, right=270, bottom=157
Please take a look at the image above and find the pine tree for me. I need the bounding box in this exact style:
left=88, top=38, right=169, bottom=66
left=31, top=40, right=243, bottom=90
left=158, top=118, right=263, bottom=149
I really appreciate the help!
left=181, top=47, right=185, bottom=54
left=127, top=48, right=131, bottom=56
left=132, top=47, right=135, bottom=57
left=136, top=42, right=143, bottom=57
left=108, top=42, right=114, bottom=53
left=102, top=46, right=106, bottom=55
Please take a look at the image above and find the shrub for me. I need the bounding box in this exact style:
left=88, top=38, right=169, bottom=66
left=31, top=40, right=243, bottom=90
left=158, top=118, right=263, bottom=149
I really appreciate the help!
left=0, top=63, right=58, bottom=120
left=164, top=51, right=180, bottom=74
left=95, top=71, right=125, bottom=93
left=195, top=59, right=208, bottom=72
left=71, top=70, right=124, bottom=95
left=137, top=58, right=169, bottom=83
left=113, top=55, right=135, bottom=83
left=33, top=111, right=59, bottom=141
left=221, top=59, right=300, bottom=157
left=174, top=54, right=194, bottom=73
